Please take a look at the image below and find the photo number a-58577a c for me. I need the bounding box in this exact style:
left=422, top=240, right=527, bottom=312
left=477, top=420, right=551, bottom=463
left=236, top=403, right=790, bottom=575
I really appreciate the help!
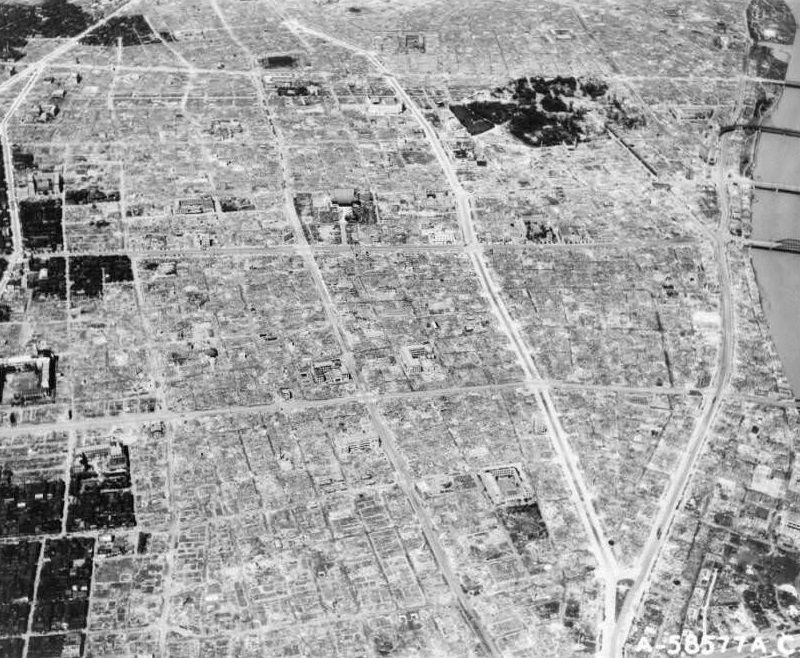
left=634, top=633, right=800, bottom=656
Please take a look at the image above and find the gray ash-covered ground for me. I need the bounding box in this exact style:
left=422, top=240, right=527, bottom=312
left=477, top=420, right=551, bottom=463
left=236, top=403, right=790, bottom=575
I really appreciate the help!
left=450, top=76, right=643, bottom=147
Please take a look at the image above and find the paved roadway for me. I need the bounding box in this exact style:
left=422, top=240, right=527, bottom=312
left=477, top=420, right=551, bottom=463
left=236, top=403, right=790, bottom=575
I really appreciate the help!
left=21, top=237, right=702, bottom=260
left=608, top=87, right=739, bottom=657
left=0, top=71, right=41, bottom=300
left=0, top=378, right=723, bottom=442
left=0, top=0, right=144, bottom=99
left=284, top=17, right=623, bottom=654
left=0, top=8, right=751, bottom=655
left=227, top=15, right=505, bottom=656
left=0, top=0, right=149, bottom=301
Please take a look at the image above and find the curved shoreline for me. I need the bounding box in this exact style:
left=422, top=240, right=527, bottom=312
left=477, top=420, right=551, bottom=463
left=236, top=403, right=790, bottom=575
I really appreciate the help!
left=748, top=0, right=800, bottom=395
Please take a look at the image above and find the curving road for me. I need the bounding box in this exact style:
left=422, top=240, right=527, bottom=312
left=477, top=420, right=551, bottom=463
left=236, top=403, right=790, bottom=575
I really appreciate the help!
left=608, top=104, right=738, bottom=658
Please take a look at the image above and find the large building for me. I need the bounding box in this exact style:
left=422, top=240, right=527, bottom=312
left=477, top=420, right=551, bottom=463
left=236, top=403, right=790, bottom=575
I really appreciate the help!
left=308, top=358, right=351, bottom=384
left=480, top=465, right=535, bottom=507
left=399, top=343, right=436, bottom=375
left=0, top=350, right=58, bottom=406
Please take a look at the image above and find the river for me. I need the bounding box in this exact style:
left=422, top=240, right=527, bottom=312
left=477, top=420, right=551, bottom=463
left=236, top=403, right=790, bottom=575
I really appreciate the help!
left=749, top=0, right=800, bottom=394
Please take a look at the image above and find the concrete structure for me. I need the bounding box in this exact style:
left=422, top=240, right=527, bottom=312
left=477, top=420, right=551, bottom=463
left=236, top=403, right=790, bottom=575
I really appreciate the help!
left=331, top=188, right=357, bottom=206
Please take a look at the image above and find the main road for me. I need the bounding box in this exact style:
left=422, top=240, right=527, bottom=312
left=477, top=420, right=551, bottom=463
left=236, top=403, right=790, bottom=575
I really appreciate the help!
left=284, top=17, right=622, bottom=654
left=0, top=0, right=150, bottom=299
left=0, top=0, right=145, bottom=98
left=608, top=96, right=738, bottom=656
left=0, top=69, right=42, bottom=302
left=211, top=12, right=506, bottom=656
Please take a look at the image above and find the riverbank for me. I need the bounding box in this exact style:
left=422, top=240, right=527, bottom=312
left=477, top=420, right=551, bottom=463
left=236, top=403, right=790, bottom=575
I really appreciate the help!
left=750, top=0, right=800, bottom=394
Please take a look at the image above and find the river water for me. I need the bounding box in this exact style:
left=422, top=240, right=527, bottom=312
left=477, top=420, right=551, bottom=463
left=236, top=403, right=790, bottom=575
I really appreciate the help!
left=750, top=0, right=800, bottom=393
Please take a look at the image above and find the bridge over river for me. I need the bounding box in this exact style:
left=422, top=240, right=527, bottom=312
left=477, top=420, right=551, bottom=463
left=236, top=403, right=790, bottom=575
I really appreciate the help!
left=747, top=238, right=800, bottom=254
left=719, top=123, right=800, bottom=139
left=718, top=124, right=800, bottom=196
